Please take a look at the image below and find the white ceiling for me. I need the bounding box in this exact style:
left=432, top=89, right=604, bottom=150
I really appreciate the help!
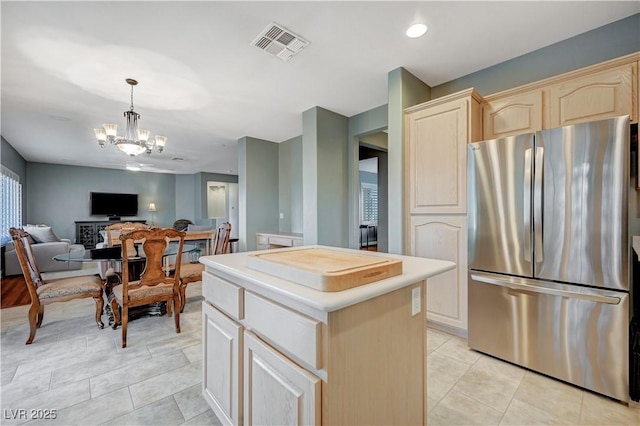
left=2, top=1, right=638, bottom=175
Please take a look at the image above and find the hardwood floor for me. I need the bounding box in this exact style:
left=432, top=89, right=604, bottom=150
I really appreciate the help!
left=1, top=274, right=30, bottom=309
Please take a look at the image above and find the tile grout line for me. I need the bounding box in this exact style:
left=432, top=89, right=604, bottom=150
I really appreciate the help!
left=427, top=348, right=478, bottom=423
left=495, top=371, right=526, bottom=426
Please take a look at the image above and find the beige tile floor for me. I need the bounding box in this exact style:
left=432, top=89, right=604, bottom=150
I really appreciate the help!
left=426, top=328, right=640, bottom=425
left=1, top=282, right=220, bottom=426
left=1, top=281, right=638, bottom=425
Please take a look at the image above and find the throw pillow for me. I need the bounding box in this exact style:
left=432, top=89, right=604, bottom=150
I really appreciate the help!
left=186, top=224, right=213, bottom=232
left=23, top=224, right=61, bottom=243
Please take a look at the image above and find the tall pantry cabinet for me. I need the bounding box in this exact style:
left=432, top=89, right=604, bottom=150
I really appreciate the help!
left=405, top=88, right=483, bottom=334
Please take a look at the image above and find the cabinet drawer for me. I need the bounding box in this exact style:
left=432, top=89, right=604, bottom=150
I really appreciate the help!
left=244, top=291, right=322, bottom=370
left=203, top=271, right=244, bottom=320
left=268, top=236, right=293, bottom=247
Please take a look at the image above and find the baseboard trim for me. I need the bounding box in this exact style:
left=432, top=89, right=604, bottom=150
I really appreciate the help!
left=427, top=320, right=468, bottom=340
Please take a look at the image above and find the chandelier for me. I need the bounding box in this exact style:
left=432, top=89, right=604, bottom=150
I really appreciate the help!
left=93, top=79, right=167, bottom=156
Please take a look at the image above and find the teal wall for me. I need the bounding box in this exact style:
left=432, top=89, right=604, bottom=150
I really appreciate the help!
left=279, top=135, right=303, bottom=234
left=238, top=136, right=279, bottom=251
left=302, top=107, right=349, bottom=247
left=196, top=172, right=239, bottom=223
left=1, top=136, right=27, bottom=222
left=347, top=104, right=388, bottom=249
left=175, top=174, right=196, bottom=222
left=1, top=138, right=238, bottom=244
left=25, top=163, right=176, bottom=241
left=349, top=104, right=387, bottom=137
left=387, top=67, right=431, bottom=254
left=175, top=172, right=238, bottom=227
left=432, top=13, right=640, bottom=98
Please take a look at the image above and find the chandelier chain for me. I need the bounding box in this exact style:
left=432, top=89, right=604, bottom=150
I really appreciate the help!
left=130, top=85, right=135, bottom=112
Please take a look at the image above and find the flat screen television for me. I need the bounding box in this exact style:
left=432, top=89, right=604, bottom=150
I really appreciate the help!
left=90, top=192, right=138, bottom=218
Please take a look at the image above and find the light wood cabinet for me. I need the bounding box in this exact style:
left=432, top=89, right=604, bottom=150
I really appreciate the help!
left=202, top=267, right=427, bottom=425
left=256, top=232, right=304, bottom=250
left=202, top=301, right=243, bottom=425
left=405, top=88, right=482, bottom=215
left=244, top=331, right=320, bottom=425
left=410, top=215, right=467, bottom=331
left=405, top=88, right=481, bottom=335
left=482, top=54, right=638, bottom=136
left=483, top=91, right=543, bottom=139
left=547, top=63, right=634, bottom=128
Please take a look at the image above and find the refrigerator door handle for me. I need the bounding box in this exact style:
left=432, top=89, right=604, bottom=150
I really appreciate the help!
left=470, top=272, right=621, bottom=305
left=533, top=146, right=544, bottom=262
left=523, top=148, right=532, bottom=262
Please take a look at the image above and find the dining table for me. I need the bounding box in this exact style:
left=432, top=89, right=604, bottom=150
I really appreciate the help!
left=54, top=243, right=199, bottom=324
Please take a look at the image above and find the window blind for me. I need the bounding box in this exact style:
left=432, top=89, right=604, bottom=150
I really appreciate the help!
left=1, top=166, right=22, bottom=244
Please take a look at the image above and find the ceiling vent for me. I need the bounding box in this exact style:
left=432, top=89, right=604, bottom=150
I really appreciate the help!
left=251, top=22, right=309, bottom=61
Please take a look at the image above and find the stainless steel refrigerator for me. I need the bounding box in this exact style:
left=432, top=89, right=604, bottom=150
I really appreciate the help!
left=467, top=115, right=634, bottom=402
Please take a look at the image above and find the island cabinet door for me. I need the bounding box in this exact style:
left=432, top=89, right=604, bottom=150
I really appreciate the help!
left=244, top=331, right=321, bottom=426
left=202, top=302, right=243, bottom=426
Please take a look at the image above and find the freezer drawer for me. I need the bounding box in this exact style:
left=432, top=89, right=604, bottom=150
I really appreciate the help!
left=468, top=271, right=629, bottom=402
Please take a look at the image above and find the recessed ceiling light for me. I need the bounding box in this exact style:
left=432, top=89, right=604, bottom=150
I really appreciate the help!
left=406, top=23, right=427, bottom=38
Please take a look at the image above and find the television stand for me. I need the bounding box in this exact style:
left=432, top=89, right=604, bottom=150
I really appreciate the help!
left=75, top=220, right=147, bottom=248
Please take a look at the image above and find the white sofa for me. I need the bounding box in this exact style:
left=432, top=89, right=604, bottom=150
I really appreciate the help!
left=3, top=225, right=85, bottom=276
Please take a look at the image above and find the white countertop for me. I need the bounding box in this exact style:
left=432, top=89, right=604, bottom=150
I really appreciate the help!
left=256, top=231, right=303, bottom=238
left=200, top=245, right=455, bottom=313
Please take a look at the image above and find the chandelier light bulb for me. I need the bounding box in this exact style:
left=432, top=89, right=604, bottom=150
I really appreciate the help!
left=155, top=135, right=167, bottom=152
left=103, top=123, right=118, bottom=137
left=93, top=128, right=107, bottom=148
left=137, top=128, right=150, bottom=141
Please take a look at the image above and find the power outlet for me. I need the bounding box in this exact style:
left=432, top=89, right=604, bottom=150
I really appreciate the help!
left=411, top=287, right=421, bottom=316
left=279, top=212, right=284, bottom=219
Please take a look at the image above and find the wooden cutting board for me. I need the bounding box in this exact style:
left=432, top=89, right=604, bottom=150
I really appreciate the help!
left=247, top=247, right=403, bottom=292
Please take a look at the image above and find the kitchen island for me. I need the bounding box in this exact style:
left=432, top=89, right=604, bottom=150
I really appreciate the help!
left=200, top=245, right=455, bottom=425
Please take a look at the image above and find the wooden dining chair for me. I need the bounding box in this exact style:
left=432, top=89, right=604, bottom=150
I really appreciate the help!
left=9, top=228, right=104, bottom=345
left=102, top=222, right=150, bottom=279
left=178, top=222, right=231, bottom=312
left=110, top=227, right=185, bottom=348
left=105, top=222, right=150, bottom=252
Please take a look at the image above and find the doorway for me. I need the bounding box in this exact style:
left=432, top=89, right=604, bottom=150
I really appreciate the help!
left=358, top=132, right=388, bottom=252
